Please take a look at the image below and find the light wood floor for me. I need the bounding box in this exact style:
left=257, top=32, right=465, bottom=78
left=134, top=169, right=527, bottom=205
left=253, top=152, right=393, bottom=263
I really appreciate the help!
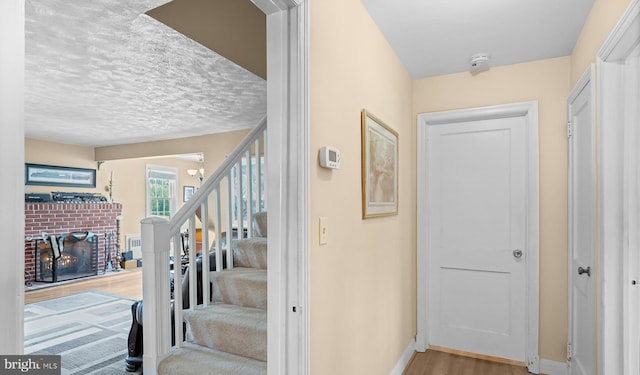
left=403, top=350, right=535, bottom=375
left=26, top=275, right=537, bottom=375
left=25, top=268, right=143, bottom=304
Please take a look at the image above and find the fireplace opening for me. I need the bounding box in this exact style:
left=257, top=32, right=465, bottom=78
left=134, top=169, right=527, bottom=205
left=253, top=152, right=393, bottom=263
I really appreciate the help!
left=35, top=233, right=99, bottom=283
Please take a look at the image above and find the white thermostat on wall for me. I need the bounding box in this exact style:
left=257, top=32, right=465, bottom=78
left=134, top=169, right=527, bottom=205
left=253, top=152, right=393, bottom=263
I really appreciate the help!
left=319, top=146, right=341, bottom=169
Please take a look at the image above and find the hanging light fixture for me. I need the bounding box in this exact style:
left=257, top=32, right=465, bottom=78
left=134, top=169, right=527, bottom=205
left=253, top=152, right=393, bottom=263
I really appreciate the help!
left=187, top=168, right=204, bottom=184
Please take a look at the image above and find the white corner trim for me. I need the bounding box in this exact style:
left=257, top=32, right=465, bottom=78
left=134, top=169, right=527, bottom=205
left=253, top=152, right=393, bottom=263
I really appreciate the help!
left=540, top=359, right=569, bottom=375
left=597, top=0, right=640, bottom=60
left=265, top=1, right=310, bottom=374
left=596, top=1, right=640, bottom=375
left=390, top=340, right=416, bottom=375
left=250, top=0, right=300, bottom=15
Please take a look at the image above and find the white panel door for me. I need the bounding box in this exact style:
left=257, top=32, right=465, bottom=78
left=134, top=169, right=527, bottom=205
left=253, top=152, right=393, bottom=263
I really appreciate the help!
left=567, top=68, right=596, bottom=375
left=427, top=116, right=527, bottom=361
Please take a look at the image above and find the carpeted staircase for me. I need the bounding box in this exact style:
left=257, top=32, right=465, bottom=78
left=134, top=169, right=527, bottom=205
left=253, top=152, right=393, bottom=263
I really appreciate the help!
left=158, top=223, right=267, bottom=375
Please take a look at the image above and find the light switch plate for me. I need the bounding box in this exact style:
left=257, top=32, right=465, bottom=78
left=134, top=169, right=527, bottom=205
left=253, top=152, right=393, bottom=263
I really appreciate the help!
left=319, top=217, right=328, bottom=245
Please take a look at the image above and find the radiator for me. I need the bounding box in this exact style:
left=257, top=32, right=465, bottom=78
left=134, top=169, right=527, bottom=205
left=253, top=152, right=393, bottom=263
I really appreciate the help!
left=126, top=234, right=142, bottom=259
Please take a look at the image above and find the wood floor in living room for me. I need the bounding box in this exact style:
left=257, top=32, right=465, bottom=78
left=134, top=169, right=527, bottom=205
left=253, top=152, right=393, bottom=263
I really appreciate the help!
left=403, top=350, right=534, bottom=375
left=24, top=269, right=144, bottom=374
left=25, top=268, right=143, bottom=304
left=26, top=274, right=536, bottom=375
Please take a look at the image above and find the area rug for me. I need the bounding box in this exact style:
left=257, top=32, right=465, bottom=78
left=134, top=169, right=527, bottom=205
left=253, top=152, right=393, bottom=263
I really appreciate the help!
left=24, top=290, right=140, bottom=375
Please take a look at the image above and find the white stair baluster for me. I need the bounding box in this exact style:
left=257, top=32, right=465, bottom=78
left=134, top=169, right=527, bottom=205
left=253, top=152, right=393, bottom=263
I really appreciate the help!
left=227, top=174, right=234, bottom=270
left=200, top=197, right=210, bottom=306
left=187, top=216, right=197, bottom=310
left=214, top=189, right=222, bottom=273
left=246, top=150, right=253, bottom=238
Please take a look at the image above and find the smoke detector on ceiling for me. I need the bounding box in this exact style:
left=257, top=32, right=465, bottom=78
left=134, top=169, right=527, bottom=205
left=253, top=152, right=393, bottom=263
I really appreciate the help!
left=470, top=53, right=490, bottom=72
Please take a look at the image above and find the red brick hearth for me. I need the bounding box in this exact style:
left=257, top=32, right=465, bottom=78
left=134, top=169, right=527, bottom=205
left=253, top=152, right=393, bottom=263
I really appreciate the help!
left=24, top=203, right=123, bottom=284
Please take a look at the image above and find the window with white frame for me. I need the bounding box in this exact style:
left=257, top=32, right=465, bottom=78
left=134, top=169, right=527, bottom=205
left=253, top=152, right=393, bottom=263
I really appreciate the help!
left=146, top=165, right=178, bottom=219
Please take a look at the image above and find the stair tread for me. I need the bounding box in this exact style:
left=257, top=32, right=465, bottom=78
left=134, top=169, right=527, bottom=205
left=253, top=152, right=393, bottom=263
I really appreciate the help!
left=186, top=302, right=267, bottom=321
left=210, top=267, right=267, bottom=286
left=211, top=266, right=267, bottom=276
left=232, top=237, right=267, bottom=246
left=210, top=268, right=267, bottom=309
left=184, top=303, right=267, bottom=361
left=232, top=237, right=267, bottom=269
left=158, top=342, right=266, bottom=375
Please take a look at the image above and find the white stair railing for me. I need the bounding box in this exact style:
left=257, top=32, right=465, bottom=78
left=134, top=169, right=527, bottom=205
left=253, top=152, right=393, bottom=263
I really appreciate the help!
left=141, top=116, right=267, bottom=375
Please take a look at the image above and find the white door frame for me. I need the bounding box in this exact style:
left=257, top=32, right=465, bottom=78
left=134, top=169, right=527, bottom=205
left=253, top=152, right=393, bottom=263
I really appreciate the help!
left=596, top=1, right=640, bottom=374
left=1, top=1, right=311, bottom=373
left=566, top=64, right=596, bottom=374
left=416, top=102, right=540, bottom=373
left=0, top=0, right=25, bottom=355
left=258, top=0, right=310, bottom=374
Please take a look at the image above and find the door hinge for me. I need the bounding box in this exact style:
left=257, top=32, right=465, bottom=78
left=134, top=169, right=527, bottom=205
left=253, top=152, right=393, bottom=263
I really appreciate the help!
left=567, top=342, right=573, bottom=361
left=567, top=121, right=573, bottom=138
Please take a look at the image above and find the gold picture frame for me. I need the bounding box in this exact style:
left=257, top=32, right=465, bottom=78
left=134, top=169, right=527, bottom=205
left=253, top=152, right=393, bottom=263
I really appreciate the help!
left=361, top=109, right=399, bottom=218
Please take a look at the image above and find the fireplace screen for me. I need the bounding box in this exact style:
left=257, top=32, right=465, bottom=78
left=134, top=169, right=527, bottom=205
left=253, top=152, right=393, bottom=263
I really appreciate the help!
left=35, top=232, right=99, bottom=283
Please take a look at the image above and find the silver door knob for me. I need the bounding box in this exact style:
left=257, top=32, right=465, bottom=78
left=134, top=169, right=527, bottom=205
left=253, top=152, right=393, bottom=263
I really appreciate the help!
left=513, top=249, right=523, bottom=258
left=578, top=266, right=591, bottom=277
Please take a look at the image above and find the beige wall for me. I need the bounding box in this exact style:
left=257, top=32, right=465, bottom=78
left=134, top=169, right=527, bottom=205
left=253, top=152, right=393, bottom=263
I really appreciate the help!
left=25, top=138, right=98, bottom=196
left=26, top=130, right=249, bottom=249
left=413, top=56, right=571, bottom=362
left=25, top=138, right=201, bottom=244
left=309, top=0, right=632, bottom=368
left=26, top=139, right=95, bottom=171
left=570, top=0, right=633, bottom=86
left=98, top=156, right=202, bottom=239
left=95, top=129, right=249, bottom=173
left=96, top=130, right=250, bottom=237
left=22, top=0, right=634, bottom=368
left=310, top=0, right=415, bottom=373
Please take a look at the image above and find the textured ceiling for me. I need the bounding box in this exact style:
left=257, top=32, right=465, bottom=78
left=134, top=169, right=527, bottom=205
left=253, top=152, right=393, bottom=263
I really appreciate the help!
left=361, top=0, right=595, bottom=78
left=25, top=0, right=267, bottom=148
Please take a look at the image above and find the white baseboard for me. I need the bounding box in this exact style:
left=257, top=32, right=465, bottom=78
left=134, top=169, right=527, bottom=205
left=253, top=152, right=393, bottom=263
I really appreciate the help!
left=540, top=359, right=568, bottom=375
left=390, top=340, right=416, bottom=375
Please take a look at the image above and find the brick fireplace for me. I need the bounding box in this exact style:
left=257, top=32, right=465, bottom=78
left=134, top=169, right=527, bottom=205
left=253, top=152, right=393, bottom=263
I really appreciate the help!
left=25, top=203, right=123, bottom=284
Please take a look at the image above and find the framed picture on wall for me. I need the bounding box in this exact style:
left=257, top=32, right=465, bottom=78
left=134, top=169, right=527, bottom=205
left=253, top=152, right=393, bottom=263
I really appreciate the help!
left=361, top=109, right=399, bottom=218
left=25, top=163, right=96, bottom=188
left=183, top=186, right=195, bottom=202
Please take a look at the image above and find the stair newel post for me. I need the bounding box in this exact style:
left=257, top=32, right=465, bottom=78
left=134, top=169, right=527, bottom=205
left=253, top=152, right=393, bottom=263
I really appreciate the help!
left=141, top=217, right=171, bottom=375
